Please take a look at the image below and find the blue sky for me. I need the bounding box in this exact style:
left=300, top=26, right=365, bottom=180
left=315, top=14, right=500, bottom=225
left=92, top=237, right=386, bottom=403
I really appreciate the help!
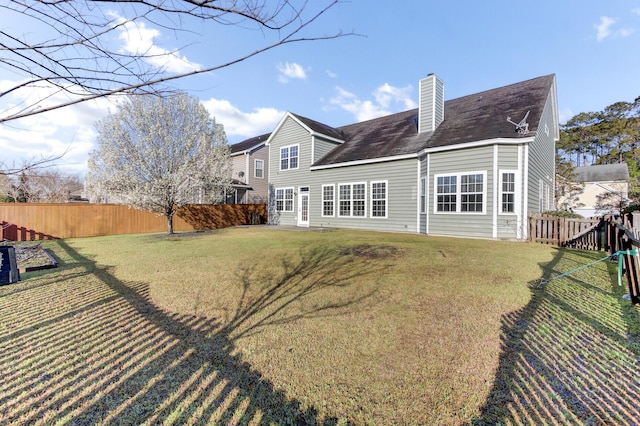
left=1, top=0, right=639, bottom=176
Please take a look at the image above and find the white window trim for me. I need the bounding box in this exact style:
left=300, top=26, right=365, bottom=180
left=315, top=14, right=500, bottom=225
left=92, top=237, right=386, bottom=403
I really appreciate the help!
left=321, top=184, right=335, bottom=217
left=338, top=182, right=367, bottom=218
left=420, top=177, right=427, bottom=214
left=499, top=170, right=518, bottom=215
left=433, top=171, right=487, bottom=214
left=279, top=144, right=299, bottom=171
left=275, top=187, right=294, bottom=212
left=254, top=159, right=264, bottom=179
left=370, top=180, right=388, bottom=219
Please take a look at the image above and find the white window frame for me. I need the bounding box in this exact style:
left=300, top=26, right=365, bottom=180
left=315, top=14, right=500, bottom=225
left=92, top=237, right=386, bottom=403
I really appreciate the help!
left=499, top=170, right=517, bottom=215
left=275, top=187, right=294, bottom=212
left=338, top=182, right=367, bottom=218
left=371, top=180, right=388, bottom=219
left=254, top=159, right=264, bottom=179
left=322, top=184, right=335, bottom=217
left=279, top=144, right=299, bottom=171
left=420, top=177, right=427, bottom=214
left=433, top=171, right=487, bottom=214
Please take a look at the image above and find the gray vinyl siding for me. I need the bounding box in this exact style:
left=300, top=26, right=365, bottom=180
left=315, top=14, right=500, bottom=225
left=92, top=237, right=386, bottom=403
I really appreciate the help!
left=309, top=158, right=419, bottom=232
left=246, top=145, right=269, bottom=203
left=427, top=146, right=495, bottom=238
left=268, top=117, right=314, bottom=225
left=231, top=154, right=246, bottom=178
left=313, top=137, right=341, bottom=163
left=527, top=92, right=556, bottom=214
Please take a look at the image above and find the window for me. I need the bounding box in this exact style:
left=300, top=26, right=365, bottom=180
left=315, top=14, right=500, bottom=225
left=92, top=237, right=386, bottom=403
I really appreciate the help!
left=500, top=172, right=516, bottom=214
left=280, top=145, right=299, bottom=170
left=338, top=183, right=366, bottom=217
left=436, top=175, right=457, bottom=212
left=371, top=181, right=387, bottom=218
left=322, top=185, right=335, bottom=217
left=460, top=174, right=484, bottom=212
left=435, top=172, right=486, bottom=213
left=254, top=159, right=264, bottom=179
left=420, top=177, right=426, bottom=214
left=275, top=187, right=294, bottom=212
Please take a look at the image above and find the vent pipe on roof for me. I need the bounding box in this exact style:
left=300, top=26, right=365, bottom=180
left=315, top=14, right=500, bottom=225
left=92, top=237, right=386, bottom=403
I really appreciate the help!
left=418, top=74, right=444, bottom=133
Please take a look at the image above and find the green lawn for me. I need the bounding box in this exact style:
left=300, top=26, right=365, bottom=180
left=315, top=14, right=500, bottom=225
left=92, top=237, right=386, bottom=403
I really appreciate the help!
left=1, top=227, right=638, bottom=425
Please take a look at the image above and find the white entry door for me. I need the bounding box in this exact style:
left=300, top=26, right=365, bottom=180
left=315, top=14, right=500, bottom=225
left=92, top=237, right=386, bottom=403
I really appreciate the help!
left=298, top=187, right=309, bottom=227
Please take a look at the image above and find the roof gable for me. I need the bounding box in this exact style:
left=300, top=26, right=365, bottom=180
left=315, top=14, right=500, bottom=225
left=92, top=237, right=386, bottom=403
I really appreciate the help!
left=230, top=133, right=269, bottom=155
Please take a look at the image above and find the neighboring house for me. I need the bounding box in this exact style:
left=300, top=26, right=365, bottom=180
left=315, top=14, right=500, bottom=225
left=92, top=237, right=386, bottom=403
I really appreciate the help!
left=560, top=163, right=630, bottom=217
left=241, top=73, right=558, bottom=239
left=228, top=134, right=270, bottom=203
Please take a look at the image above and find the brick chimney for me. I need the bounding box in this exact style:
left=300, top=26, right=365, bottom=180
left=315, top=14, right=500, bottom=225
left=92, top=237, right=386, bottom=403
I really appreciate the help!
left=418, top=74, right=444, bottom=133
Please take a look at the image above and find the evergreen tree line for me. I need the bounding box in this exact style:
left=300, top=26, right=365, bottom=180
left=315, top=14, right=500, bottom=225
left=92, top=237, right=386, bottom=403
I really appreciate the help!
left=558, top=96, right=640, bottom=205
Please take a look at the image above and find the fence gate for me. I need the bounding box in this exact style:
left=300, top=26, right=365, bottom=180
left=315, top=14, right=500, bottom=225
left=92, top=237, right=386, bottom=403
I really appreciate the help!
left=529, top=215, right=602, bottom=250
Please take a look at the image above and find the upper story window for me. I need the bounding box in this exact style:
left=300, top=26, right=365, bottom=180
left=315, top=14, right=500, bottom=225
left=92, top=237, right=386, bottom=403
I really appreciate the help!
left=280, top=145, right=299, bottom=170
left=254, top=159, right=264, bottom=179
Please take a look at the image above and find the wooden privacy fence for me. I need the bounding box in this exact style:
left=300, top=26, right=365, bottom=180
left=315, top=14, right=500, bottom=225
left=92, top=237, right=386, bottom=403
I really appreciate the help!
left=0, top=203, right=266, bottom=241
left=604, top=216, right=640, bottom=304
left=530, top=213, right=640, bottom=304
left=528, top=215, right=602, bottom=250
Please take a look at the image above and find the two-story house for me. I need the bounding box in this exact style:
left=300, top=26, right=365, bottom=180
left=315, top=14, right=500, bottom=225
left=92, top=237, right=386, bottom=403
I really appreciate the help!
left=249, top=73, right=557, bottom=239
left=228, top=134, right=270, bottom=203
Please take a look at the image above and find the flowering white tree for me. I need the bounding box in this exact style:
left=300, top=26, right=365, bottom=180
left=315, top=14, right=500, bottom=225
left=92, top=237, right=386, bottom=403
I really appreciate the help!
left=86, top=92, right=232, bottom=234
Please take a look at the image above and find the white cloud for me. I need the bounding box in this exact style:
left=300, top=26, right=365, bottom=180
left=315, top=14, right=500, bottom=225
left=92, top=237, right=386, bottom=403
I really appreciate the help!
left=277, top=62, right=308, bottom=83
left=111, top=13, right=201, bottom=74
left=373, top=83, right=417, bottom=110
left=202, top=98, right=284, bottom=139
left=329, top=83, right=416, bottom=122
left=595, top=16, right=635, bottom=41
left=596, top=16, right=616, bottom=41
left=0, top=79, right=113, bottom=175
left=326, top=70, right=338, bottom=78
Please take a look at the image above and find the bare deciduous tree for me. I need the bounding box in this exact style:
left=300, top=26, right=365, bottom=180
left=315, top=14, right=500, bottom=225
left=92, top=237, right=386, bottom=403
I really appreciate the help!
left=0, top=169, right=84, bottom=203
left=0, top=0, right=348, bottom=124
left=86, top=92, right=232, bottom=234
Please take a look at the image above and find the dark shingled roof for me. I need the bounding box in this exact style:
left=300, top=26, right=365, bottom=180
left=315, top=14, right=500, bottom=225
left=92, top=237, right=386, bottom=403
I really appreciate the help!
left=315, top=74, right=555, bottom=166
left=233, top=74, right=555, bottom=167
left=230, top=133, right=270, bottom=154
left=574, top=163, right=629, bottom=182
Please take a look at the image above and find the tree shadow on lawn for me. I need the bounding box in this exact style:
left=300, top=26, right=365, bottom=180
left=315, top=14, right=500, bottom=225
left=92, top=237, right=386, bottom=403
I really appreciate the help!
left=472, top=247, right=640, bottom=425
left=0, top=240, right=386, bottom=425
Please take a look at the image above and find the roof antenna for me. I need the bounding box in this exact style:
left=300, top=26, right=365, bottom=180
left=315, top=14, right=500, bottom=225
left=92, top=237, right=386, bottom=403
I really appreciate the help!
left=507, top=110, right=531, bottom=135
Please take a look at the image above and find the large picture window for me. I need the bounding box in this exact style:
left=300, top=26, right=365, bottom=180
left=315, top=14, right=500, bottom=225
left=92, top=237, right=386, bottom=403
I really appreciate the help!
left=500, top=171, right=516, bottom=214
left=322, top=184, right=335, bottom=217
left=371, top=181, right=387, bottom=218
left=338, top=183, right=366, bottom=217
left=435, top=172, right=486, bottom=214
left=280, top=145, right=299, bottom=170
left=275, top=187, right=294, bottom=212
